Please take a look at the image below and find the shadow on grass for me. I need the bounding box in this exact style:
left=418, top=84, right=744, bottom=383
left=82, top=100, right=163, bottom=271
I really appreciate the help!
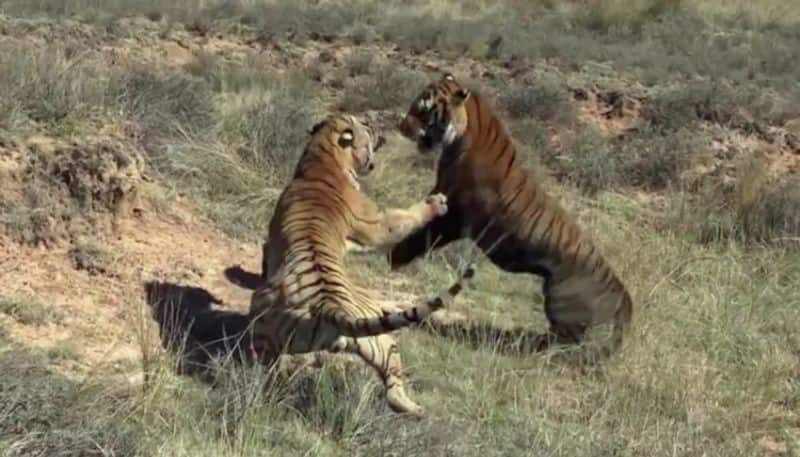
left=143, top=281, right=256, bottom=381
left=219, top=263, right=615, bottom=369
left=422, top=317, right=549, bottom=355
left=422, top=314, right=623, bottom=368
left=223, top=264, right=263, bottom=291
left=222, top=264, right=564, bottom=358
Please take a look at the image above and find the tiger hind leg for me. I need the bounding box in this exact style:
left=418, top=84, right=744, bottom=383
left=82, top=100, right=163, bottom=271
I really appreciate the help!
left=338, top=334, right=422, bottom=416
left=534, top=323, right=588, bottom=351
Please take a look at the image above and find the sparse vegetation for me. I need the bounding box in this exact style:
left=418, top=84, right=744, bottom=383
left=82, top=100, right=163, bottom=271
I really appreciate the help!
left=0, top=297, right=64, bottom=326
left=0, top=197, right=65, bottom=246
left=344, top=50, right=374, bottom=77
left=619, top=128, right=709, bottom=189
left=68, top=237, right=112, bottom=275
left=668, top=161, right=800, bottom=247
left=0, top=41, right=116, bottom=132
left=645, top=80, right=798, bottom=135
left=577, top=0, right=686, bottom=35
left=557, top=129, right=620, bottom=195
left=1, top=1, right=799, bottom=456
left=118, top=65, right=216, bottom=153
left=555, top=126, right=711, bottom=196
left=339, top=60, right=427, bottom=112
left=226, top=82, right=315, bottom=180
left=500, top=73, right=576, bottom=125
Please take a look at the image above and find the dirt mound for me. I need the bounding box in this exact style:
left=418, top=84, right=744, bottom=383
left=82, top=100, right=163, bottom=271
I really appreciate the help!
left=0, top=134, right=146, bottom=245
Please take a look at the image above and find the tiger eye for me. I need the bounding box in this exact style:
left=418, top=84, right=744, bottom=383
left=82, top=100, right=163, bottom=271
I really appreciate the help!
left=338, top=129, right=354, bottom=148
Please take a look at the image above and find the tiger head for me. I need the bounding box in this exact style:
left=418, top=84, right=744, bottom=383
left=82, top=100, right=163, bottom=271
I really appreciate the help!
left=399, top=73, right=471, bottom=154
left=305, top=113, right=386, bottom=180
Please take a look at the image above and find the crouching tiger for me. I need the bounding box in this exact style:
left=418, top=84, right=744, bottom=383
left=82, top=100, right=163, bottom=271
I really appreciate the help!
left=388, top=74, right=633, bottom=355
left=248, top=113, right=474, bottom=416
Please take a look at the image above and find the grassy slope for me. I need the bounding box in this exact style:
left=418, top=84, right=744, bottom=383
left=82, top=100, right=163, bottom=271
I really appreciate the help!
left=1, top=1, right=799, bottom=456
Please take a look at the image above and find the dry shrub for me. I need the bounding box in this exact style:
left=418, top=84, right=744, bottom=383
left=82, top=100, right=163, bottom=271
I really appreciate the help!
left=668, top=158, right=800, bottom=247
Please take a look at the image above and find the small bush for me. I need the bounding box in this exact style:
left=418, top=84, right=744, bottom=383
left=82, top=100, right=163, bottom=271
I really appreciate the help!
left=68, top=238, right=111, bottom=275
left=0, top=42, right=112, bottom=131
left=254, top=1, right=381, bottom=43
left=557, top=129, right=621, bottom=195
left=578, top=0, right=685, bottom=35
left=118, top=66, right=215, bottom=153
left=235, top=100, right=310, bottom=178
left=554, top=126, right=707, bottom=194
left=738, top=171, right=800, bottom=245
left=380, top=11, right=501, bottom=58
left=0, top=201, right=64, bottom=247
left=0, top=178, right=82, bottom=246
left=645, top=81, right=734, bottom=132
left=666, top=160, right=800, bottom=247
left=500, top=73, right=575, bottom=125
left=151, top=69, right=316, bottom=238
left=344, top=50, right=374, bottom=77
left=510, top=120, right=551, bottom=155
left=338, top=62, right=427, bottom=112
left=617, top=127, right=709, bottom=189
left=349, top=23, right=379, bottom=45
left=0, top=298, right=65, bottom=326
left=46, top=343, right=81, bottom=362
left=187, top=54, right=281, bottom=94
left=645, top=80, right=797, bottom=134
left=378, top=13, right=447, bottom=54
left=224, top=78, right=316, bottom=181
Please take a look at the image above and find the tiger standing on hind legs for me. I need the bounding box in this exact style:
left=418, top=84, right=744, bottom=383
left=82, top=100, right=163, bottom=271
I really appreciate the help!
left=388, top=73, right=633, bottom=357
left=247, top=112, right=475, bottom=416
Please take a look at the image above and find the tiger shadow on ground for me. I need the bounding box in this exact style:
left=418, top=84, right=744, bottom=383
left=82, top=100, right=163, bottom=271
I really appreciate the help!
left=144, top=278, right=392, bottom=426
left=423, top=316, right=621, bottom=367
left=222, top=264, right=588, bottom=362
left=420, top=317, right=549, bottom=355
left=223, top=265, right=263, bottom=290
left=143, top=280, right=256, bottom=382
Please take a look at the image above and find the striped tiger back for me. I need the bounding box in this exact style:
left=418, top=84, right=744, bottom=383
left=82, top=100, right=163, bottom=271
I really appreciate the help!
left=391, top=74, right=633, bottom=354
left=248, top=113, right=474, bottom=416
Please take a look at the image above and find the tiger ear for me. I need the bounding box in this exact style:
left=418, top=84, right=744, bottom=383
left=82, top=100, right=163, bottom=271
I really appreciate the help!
left=452, top=88, right=471, bottom=106
left=441, top=73, right=456, bottom=82
left=308, top=120, right=325, bottom=135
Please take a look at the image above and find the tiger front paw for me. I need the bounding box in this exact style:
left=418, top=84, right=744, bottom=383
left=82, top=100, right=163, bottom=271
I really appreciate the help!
left=424, top=193, right=448, bottom=218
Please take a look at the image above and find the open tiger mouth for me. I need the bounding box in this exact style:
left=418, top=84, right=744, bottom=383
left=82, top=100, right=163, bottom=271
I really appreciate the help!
left=417, top=129, right=439, bottom=154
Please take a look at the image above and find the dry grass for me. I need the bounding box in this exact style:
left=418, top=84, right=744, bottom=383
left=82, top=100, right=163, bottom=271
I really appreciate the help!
left=557, top=127, right=712, bottom=195
left=499, top=73, right=576, bottom=125
left=1, top=1, right=799, bottom=456
left=338, top=60, right=428, bottom=113
left=0, top=41, right=115, bottom=133
left=0, top=297, right=65, bottom=326
left=667, top=160, right=800, bottom=248
left=68, top=237, right=113, bottom=275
